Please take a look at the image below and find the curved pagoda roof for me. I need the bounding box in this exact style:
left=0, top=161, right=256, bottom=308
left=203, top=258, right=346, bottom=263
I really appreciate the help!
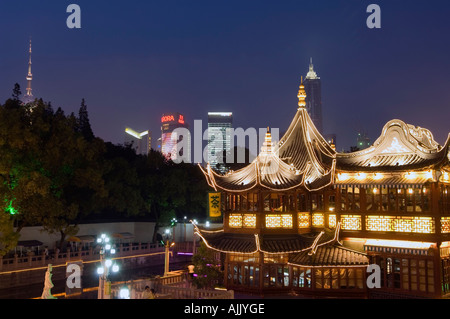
left=336, top=119, right=450, bottom=172
left=199, top=77, right=336, bottom=192
left=200, top=76, right=450, bottom=191
left=194, top=222, right=369, bottom=267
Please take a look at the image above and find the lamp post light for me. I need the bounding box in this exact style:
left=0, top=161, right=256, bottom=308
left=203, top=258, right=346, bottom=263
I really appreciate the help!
left=170, top=217, right=177, bottom=242
left=97, top=234, right=119, bottom=299
left=119, top=286, right=130, bottom=299
left=192, top=219, right=198, bottom=255
left=183, top=216, right=187, bottom=242
left=163, top=229, right=175, bottom=276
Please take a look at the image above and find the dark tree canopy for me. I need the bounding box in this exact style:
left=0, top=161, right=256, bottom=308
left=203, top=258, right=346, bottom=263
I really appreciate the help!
left=12, top=83, right=21, bottom=101
left=78, top=98, right=95, bottom=141
left=0, top=91, right=210, bottom=254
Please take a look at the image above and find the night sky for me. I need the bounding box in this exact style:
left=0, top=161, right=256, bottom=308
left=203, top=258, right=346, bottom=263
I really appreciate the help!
left=1, top=0, right=450, bottom=152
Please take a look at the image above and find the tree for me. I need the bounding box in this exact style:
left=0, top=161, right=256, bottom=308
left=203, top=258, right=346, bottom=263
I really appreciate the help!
left=0, top=93, right=209, bottom=254
left=136, top=152, right=209, bottom=243
left=32, top=105, right=106, bottom=248
left=78, top=98, right=95, bottom=141
left=0, top=211, right=20, bottom=256
left=11, top=83, right=21, bottom=101
left=0, top=96, right=48, bottom=250
left=138, top=150, right=178, bottom=242
left=97, top=142, right=145, bottom=219
left=0, top=97, right=107, bottom=252
left=191, top=242, right=223, bottom=289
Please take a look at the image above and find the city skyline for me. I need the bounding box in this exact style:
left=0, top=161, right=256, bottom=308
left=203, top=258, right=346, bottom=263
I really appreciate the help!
left=1, top=1, right=450, bottom=152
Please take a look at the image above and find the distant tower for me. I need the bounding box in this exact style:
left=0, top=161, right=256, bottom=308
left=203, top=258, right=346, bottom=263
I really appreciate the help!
left=22, top=38, right=34, bottom=104
left=207, top=112, right=233, bottom=173
left=160, top=112, right=191, bottom=162
left=124, top=127, right=151, bottom=155
left=304, top=58, right=323, bottom=133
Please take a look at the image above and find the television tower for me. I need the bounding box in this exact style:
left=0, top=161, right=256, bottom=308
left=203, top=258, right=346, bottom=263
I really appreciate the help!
left=22, top=38, right=34, bottom=104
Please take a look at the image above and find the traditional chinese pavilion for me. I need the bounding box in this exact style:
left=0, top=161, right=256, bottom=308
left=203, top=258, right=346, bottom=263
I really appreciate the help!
left=197, top=77, right=450, bottom=298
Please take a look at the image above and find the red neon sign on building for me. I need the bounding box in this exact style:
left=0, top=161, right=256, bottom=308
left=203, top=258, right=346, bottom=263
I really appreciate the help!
left=161, top=113, right=185, bottom=124
left=161, top=115, right=175, bottom=123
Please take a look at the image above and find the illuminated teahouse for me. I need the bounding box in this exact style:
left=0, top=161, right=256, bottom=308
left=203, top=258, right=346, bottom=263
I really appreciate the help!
left=197, top=77, right=450, bottom=298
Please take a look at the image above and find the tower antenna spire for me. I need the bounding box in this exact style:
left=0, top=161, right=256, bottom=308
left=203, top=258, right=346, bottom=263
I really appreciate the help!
left=25, top=37, right=33, bottom=98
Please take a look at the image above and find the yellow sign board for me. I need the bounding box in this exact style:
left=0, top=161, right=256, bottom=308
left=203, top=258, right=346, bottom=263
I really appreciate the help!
left=208, top=192, right=221, bottom=218
left=105, top=281, right=111, bottom=295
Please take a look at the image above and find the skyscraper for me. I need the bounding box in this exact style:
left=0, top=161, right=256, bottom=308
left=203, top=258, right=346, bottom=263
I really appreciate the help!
left=22, top=38, right=34, bottom=105
left=207, top=112, right=233, bottom=172
left=160, top=112, right=191, bottom=162
left=304, top=58, right=323, bottom=133
left=124, top=127, right=151, bottom=155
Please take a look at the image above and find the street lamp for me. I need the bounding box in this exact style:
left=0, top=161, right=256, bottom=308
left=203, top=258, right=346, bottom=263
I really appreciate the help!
left=119, top=286, right=130, bottom=299
left=97, top=234, right=119, bottom=299
left=162, top=229, right=175, bottom=276
left=183, top=216, right=187, bottom=242
left=192, top=220, right=198, bottom=255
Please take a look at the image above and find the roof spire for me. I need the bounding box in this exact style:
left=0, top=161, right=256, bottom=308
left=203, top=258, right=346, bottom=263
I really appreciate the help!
left=261, top=126, right=273, bottom=154
left=297, top=76, right=306, bottom=109
left=25, top=37, right=33, bottom=98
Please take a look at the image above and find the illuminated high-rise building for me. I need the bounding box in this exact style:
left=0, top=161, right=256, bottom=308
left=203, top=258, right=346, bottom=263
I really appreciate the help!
left=124, top=127, right=151, bottom=155
left=207, top=112, right=233, bottom=172
left=160, top=112, right=190, bottom=162
left=304, top=58, right=323, bottom=133
left=22, top=38, right=34, bottom=105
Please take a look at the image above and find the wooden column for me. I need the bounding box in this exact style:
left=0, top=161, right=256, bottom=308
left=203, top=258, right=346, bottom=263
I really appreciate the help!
left=292, top=190, right=298, bottom=233
left=431, top=182, right=440, bottom=215
left=224, top=253, right=229, bottom=289
left=259, top=251, right=264, bottom=294
left=258, top=189, right=264, bottom=232
left=433, top=243, right=443, bottom=298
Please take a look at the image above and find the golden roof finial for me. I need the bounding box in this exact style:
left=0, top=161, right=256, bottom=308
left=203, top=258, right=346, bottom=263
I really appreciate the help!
left=297, top=76, right=306, bottom=109
left=262, top=126, right=272, bottom=154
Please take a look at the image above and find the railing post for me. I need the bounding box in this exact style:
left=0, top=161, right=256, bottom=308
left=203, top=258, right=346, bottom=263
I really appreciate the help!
left=42, top=251, right=46, bottom=266
left=89, top=247, right=93, bottom=260
left=66, top=248, right=71, bottom=262
left=0, top=255, right=3, bottom=272
left=14, top=254, right=18, bottom=268
left=27, top=252, right=32, bottom=267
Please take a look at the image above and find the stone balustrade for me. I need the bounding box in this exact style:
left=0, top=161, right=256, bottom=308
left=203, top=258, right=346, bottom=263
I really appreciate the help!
left=110, top=271, right=234, bottom=299
left=0, top=242, right=166, bottom=272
